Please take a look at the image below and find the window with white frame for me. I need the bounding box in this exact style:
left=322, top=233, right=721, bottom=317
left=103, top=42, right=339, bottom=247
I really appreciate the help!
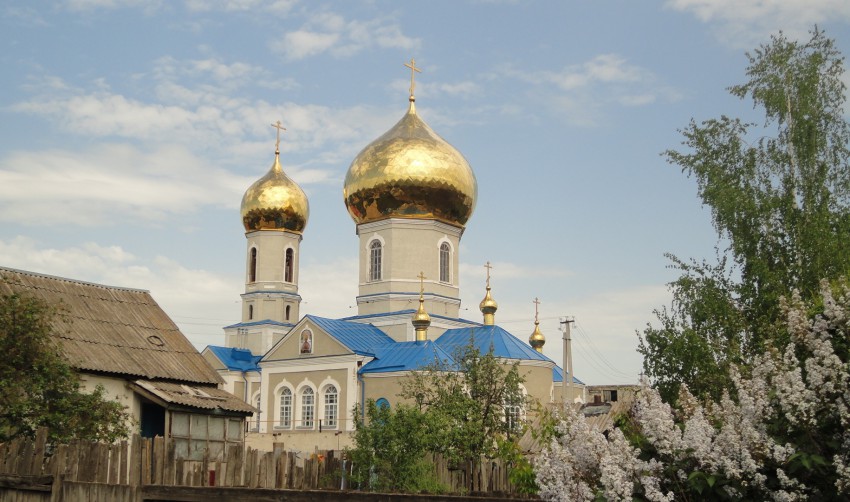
left=300, top=387, right=315, bottom=428
left=369, top=240, right=382, bottom=281
left=439, top=242, right=451, bottom=283
left=324, top=385, right=338, bottom=428
left=279, top=387, right=292, bottom=428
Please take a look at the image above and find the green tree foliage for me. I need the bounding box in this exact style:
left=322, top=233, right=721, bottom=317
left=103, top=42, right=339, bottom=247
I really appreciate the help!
left=349, top=342, right=529, bottom=493
left=0, top=291, right=132, bottom=444
left=400, top=343, right=527, bottom=466
left=639, top=28, right=850, bottom=403
left=348, top=400, right=443, bottom=493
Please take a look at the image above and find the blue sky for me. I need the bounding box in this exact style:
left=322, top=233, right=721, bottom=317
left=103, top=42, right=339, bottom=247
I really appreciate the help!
left=1, top=1, right=849, bottom=384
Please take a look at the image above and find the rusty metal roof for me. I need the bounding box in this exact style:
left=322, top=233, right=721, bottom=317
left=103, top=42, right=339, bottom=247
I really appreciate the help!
left=0, top=266, right=221, bottom=385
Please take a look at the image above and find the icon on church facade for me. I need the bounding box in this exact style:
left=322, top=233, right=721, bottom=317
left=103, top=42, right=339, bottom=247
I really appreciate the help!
left=300, top=329, right=313, bottom=354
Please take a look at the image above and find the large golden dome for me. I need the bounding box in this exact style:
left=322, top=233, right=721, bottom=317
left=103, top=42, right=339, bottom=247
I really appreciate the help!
left=343, top=100, right=477, bottom=227
left=241, top=151, right=309, bottom=233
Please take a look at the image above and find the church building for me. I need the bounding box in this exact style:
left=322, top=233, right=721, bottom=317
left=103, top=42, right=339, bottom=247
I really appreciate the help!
left=202, top=63, right=584, bottom=450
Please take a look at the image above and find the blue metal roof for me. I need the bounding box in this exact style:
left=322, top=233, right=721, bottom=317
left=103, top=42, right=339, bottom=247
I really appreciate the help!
left=436, top=325, right=553, bottom=362
left=340, top=309, right=482, bottom=326
left=359, top=340, right=457, bottom=374
left=223, top=319, right=295, bottom=329
left=206, top=345, right=262, bottom=372
left=553, top=366, right=584, bottom=385
left=307, top=315, right=395, bottom=356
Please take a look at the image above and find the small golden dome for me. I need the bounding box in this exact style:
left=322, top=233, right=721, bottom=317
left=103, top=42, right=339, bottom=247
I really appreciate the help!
left=529, top=321, right=545, bottom=352
left=343, top=100, right=477, bottom=227
left=412, top=299, right=431, bottom=327
left=241, top=151, right=309, bottom=233
left=480, top=287, right=498, bottom=325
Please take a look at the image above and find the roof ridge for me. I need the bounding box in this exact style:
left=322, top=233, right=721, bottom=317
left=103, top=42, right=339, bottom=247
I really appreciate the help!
left=0, top=266, right=150, bottom=293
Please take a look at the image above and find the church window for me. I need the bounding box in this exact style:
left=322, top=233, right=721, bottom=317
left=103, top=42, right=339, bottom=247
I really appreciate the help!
left=248, top=304, right=253, bottom=320
left=300, top=387, right=315, bottom=428
left=285, top=305, right=291, bottom=321
left=284, top=248, right=293, bottom=283
left=439, top=242, right=451, bottom=283
left=249, top=248, right=257, bottom=283
left=369, top=240, right=382, bottom=281
left=279, top=388, right=292, bottom=428
left=323, top=385, right=338, bottom=429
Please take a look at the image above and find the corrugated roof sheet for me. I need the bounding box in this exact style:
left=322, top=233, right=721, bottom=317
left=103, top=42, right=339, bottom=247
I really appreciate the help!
left=553, top=366, right=584, bottom=385
left=359, top=340, right=457, bottom=374
left=306, top=315, right=395, bottom=356
left=206, top=346, right=262, bottom=372
left=436, top=325, right=553, bottom=362
left=0, top=266, right=222, bottom=384
left=132, top=379, right=255, bottom=414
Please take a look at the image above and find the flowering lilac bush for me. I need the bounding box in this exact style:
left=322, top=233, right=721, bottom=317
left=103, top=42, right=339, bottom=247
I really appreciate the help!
left=537, top=281, right=850, bottom=501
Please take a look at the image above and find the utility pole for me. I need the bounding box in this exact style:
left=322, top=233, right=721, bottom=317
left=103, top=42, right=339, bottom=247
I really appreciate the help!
left=560, top=317, right=574, bottom=405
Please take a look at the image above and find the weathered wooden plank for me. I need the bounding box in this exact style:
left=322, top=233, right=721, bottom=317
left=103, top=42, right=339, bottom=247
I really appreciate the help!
left=152, top=436, right=164, bottom=485
left=30, top=428, right=48, bottom=475
left=163, top=438, right=175, bottom=486
left=119, top=440, right=129, bottom=485
left=17, top=436, right=34, bottom=476
left=128, top=435, right=140, bottom=486
left=140, top=437, right=152, bottom=486
left=108, top=443, right=120, bottom=485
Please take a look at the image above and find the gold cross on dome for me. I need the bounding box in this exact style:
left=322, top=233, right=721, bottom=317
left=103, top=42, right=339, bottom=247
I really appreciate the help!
left=271, top=120, right=286, bottom=152
left=404, top=58, right=422, bottom=98
left=417, top=271, right=426, bottom=295
left=533, top=297, right=541, bottom=322
left=484, top=261, right=493, bottom=288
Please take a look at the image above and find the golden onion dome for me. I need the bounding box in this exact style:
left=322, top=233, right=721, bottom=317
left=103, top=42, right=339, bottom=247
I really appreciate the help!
left=343, top=99, right=477, bottom=227
left=529, top=321, right=546, bottom=352
left=241, top=150, right=309, bottom=233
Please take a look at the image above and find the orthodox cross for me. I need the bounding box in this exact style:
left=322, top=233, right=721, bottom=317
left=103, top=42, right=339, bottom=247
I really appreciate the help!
left=404, top=58, right=422, bottom=98
left=533, top=297, right=541, bottom=323
left=271, top=120, right=286, bottom=152
left=417, top=271, right=426, bottom=295
left=484, top=261, right=493, bottom=288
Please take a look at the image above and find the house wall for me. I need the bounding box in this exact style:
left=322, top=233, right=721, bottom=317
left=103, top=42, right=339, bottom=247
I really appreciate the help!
left=78, top=373, right=141, bottom=435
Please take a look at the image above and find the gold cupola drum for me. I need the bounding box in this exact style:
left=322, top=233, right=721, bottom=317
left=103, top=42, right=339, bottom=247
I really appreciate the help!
left=241, top=121, right=309, bottom=234
left=343, top=60, right=477, bottom=228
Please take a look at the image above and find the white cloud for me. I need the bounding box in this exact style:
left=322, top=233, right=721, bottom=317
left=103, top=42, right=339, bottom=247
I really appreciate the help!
left=278, top=30, right=341, bottom=60
left=271, top=12, right=420, bottom=61
left=666, top=0, right=850, bottom=47
left=496, top=55, right=681, bottom=126
left=184, top=0, right=297, bottom=14
left=0, top=144, right=248, bottom=226
left=11, top=60, right=396, bottom=175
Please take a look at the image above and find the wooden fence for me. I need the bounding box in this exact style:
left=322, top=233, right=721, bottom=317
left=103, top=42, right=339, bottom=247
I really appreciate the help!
left=0, top=430, right=525, bottom=500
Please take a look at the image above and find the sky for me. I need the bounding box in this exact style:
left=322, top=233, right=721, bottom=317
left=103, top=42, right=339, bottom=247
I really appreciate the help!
left=1, top=1, right=849, bottom=385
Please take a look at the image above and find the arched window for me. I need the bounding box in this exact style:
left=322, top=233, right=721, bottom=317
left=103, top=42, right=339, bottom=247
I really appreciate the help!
left=284, top=248, right=293, bottom=283
left=300, top=387, right=315, bottom=428
left=279, top=388, right=292, bottom=428
left=439, top=242, right=451, bottom=283
left=249, top=248, right=257, bottom=283
left=369, top=240, right=382, bottom=281
left=285, top=305, right=291, bottom=321
left=323, top=385, right=338, bottom=428
left=248, top=304, right=254, bottom=320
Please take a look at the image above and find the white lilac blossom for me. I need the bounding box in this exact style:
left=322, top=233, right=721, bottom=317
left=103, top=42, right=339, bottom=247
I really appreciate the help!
left=536, top=280, right=850, bottom=500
